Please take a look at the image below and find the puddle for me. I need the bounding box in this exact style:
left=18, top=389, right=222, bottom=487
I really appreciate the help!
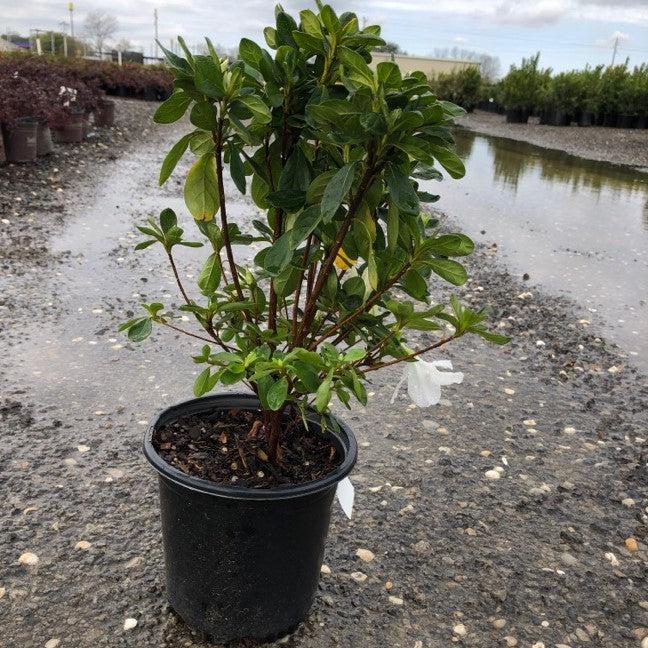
left=432, top=129, right=648, bottom=368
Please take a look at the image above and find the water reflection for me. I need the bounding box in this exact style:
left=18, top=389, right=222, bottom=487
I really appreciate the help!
left=456, top=129, right=648, bottom=219
left=431, top=128, right=648, bottom=369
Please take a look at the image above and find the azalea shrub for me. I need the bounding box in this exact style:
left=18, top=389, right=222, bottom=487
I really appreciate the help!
left=121, top=2, right=508, bottom=462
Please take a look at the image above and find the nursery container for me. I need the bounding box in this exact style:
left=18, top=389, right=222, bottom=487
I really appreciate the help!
left=95, top=99, right=115, bottom=127
left=4, top=119, right=38, bottom=162
left=36, top=121, right=54, bottom=156
left=143, top=392, right=357, bottom=643
left=52, top=113, right=85, bottom=144
left=505, top=108, right=529, bottom=124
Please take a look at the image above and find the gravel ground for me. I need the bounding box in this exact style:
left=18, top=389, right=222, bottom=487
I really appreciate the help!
left=1, top=102, right=648, bottom=648
left=458, top=110, right=648, bottom=172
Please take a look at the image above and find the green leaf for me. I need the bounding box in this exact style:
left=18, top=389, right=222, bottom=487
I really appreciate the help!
left=239, top=37, right=264, bottom=68
left=376, top=61, right=401, bottom=88
left=236, top=95, right=272, bottom=123
left=267, top=377, right=289, bottom=410
left=156, top=40, right=192, bottom=74
left=315, top=372, right=333, bottom=413
left=321, top=163, right=357, bottom=222
left=319, top=4, right=341, bottom=34
left=470, top=326, right=510, bottom=345
left=184, top=153, right=220, bottom=221
left=262, top=235, right=292, bottom=275
left=300, top=9, right=322, bottom=35
left=134, top=240, right=157, bottom=251
left=266, top=189, right=306, bottom=212
left=337, top=46, right=374, bottom=87
left=426, top=258, right=468, bottom=286
left=193, top=55, right=224, bottom=99
left=424, top=234, right=474, bottom=257
left=159, top=133, right=193, bottom=185
left=385, top=163, right=419, bottom=216
left=153, top=91, right=192, bottom=124
left=351, top=371, right=367, bottom=405
left=228, top=144, right=246, bottom=194
left=193, top=367, right=219, bottom=396
left=128, top=318, right=153, bottom=342
left=387, top=200, right=399, bottom=250
left=430, top=145, right=466, bottom=179
left=159, top=208, right=177, bottom=233
left=197, top=253, right=222, bottom=295
left=292, top=31, right=325, bottom=54
left=190, top=101, right=218, bottom=130
left=306, top=170, right=336, bottom=205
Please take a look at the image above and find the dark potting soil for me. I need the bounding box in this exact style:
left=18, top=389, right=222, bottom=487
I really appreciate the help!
left=153, top=407, right=342, bottom=488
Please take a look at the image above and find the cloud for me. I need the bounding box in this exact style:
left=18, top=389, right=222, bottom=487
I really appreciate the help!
left=453, top=36, right=468, bottom=44
left=595, top=29, right=631, bottom=47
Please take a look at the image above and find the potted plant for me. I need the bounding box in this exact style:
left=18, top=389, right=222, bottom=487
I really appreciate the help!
left=120, top=3, right=508, bottom=642
left=501, top=53, right=545, bottom=123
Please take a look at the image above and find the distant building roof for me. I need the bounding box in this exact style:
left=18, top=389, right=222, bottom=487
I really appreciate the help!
left=0, top=38, right=23, bottom=52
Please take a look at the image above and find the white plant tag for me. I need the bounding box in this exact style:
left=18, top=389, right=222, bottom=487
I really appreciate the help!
left=336, top=477, right=354, bottom=519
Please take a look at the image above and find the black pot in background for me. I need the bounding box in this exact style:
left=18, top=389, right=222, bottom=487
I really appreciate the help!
left=505, top=108, right=529, bottom=124
left=95, top=99, right=115, bottom=127
left=4, top=118, right=38, bottom=162
left=578, top=111, right=594, bottom=127
left=603, top=112, right=618, bottom=128
left=617, top=114, right=636, bottom=129
left=144, top=393, right=358, bottom=643
left=52, top=111, right=85, bottom=144
left=36, top=121, right=54, bottom=156
left=636, top=115, right=648, bottom=129
left=144, top=86, right=158, bottom=101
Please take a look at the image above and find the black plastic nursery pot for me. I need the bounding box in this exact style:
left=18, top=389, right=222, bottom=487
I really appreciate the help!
left=505, top=108, right=529, bottom=124
left=52, top=114, right=85, bottom=144
left=36, top=121, right=54, bottom=156
left=143, top=392, right=358, bottom=643
left=4, top=119, right=38, bottom=162
left=94, top=99, right=115, bottom=127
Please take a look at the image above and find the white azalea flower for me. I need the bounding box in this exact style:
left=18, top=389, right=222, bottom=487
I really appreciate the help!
left=391, top=359, right=464, bottom=407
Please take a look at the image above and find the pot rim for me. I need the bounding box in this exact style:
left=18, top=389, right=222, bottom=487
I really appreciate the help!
left=143, top=392, right=358, bottom=501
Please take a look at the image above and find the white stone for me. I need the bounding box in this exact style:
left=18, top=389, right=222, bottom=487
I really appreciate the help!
left=350, top=571, right=367, bottom=583
left=45, top=640, right=61, bottom=648
left=320, top=564, right=331, bottom=575
left=604, top=552, right=619, bottom=567
left=77, top=445, right=90, bottom=453
left=621, top=497, right=635, bottom=508
left=484, top=470, right=501, bottom=480
left=523, top=419, right=537, bottom=427
left=123, top=618, right=138, bottom=631
left=75, top=540, right=91, bottom=550
left=563, top=426, right=576, bottom=435
left=492, top=619, right=506, bottom=629
left=356, top=548, right=375, bottom=562
left=388, top=595, right=403, bottom=605
left=18, top=552, right=39, bottom=565
left=453, top=623, right=467, bottom=637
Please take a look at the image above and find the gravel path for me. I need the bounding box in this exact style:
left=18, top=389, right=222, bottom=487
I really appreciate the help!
left=1, top=102, right=648, bottom=648
left=458, top=110, right=648, bottom=172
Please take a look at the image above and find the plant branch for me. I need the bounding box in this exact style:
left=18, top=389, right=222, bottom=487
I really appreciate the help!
left=158, top=320, right=216, bottom=344
left=362, top=333, right=459, bottom=373
left=213, top=117, right=246, bottom=307
left=295, top=165, right=377, bottom=346
left=167, top=251, right=192, bottom=306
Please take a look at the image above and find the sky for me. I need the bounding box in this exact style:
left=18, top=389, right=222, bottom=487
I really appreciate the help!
left=3, top=0, right=648, bottom=74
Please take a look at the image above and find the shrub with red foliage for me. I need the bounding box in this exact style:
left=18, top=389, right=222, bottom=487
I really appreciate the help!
left=0, top=54, right=174, bottom=128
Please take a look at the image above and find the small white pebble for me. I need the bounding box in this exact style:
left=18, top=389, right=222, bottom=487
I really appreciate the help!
left=604, top=552, right=619, bottom=567
left=563, top=426, right=576, bottom=435
left=123, top=618, right=138, bottom=631
left=453, top=623, right=467, bottom=637
left=350, top=571, right=367, bottom=583
left=75, top=540, right=91, bottom=550
left=388, top=595, right=403, bottom=605
left=523, top=419, right=537, bottom=427
left=18, top=552, right=39, bottom=565
left=77, top=445, right=90, bottom=453
left=320, top=564, right=331, bottom=575
left=356, top=548, right=375, bottom=562
left=45, top=640, right=61, bottom=648
left=492, top=619, right=506, bottom=629
left=622, top=497, right=635, bottom=508
left=504, top=388, right=515, bottom=395
left=484, top=469, right=501, bottom=480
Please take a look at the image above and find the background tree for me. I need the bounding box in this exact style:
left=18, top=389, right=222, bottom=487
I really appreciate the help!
left=433, top=47, right=501, bottom=81
left=38, top=31, right=85, bottom=56
left=83, top=11, right=118, bottom=57
left=375, top=41, right=407, bottom=55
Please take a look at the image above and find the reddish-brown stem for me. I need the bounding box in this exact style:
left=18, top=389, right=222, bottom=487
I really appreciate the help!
left=295, top=166, right=377, bottom=346
left=167, top=252, right=192, bottom=306
left=362, top=334, right=458, bottom=373
left=213, top=119, right=246, bottom=307
left=158, top=320, right=216, bottom=344
left=263, top=409, right=283, bottom=463
left=311, top=263, right=410, bottom=349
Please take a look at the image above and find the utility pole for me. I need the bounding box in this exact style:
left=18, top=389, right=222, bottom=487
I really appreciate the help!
left=611, top=35, right=619, bottom=66
left=154, top=9, right=159, bottom=59
left=50, top=31, right=55, bottom=54
left=68, top=2, right=75, bottom=39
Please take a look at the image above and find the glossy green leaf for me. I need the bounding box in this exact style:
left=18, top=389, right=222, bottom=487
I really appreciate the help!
left=321, top=163, right=357, bottom=222
left=159, top=133, right=193, bottom=185
left=197, top=253, right=221, bottom=295
left=267, top=376, right=289, bottom=410
left=153, top=91, right=192, bottom=124
left=184, top=153, right=219, bottom=221
left=190, top=101, right=218, bottom=131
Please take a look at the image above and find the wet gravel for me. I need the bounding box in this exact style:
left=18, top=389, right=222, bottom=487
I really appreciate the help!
left=458, top=109, right=648, bottom=172
left=1, top=102, right=648, bottom=648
